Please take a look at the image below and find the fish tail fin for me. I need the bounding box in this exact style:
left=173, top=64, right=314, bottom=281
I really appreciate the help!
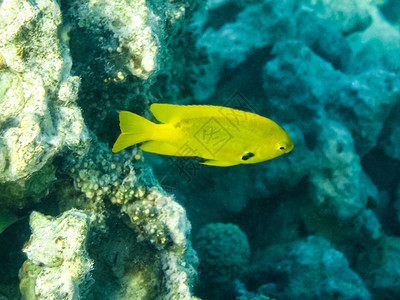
left=112, top=111, right=156, bottom=153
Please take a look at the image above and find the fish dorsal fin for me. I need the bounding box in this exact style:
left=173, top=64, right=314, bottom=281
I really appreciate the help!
left=150, top=103, right=181, bottom=123
left=150, top=103, right=253, bottom=124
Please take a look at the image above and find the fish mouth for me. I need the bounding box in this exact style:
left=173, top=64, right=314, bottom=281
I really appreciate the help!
left=283, top=129, right=294, bottom=153
left=286, top=140, right=294, bottom=153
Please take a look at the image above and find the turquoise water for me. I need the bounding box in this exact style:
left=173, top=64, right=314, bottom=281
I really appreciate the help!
left=1, top=0, right=400, bottom=299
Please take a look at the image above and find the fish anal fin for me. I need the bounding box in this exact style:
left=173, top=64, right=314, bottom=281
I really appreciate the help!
left=112, top=133, right=147, bottom=153
left=140, top=140, right=180, bottom=156
left=201, top=159, right=239, bottom=167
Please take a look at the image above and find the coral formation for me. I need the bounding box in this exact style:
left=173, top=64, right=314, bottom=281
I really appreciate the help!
left=358, top=236, right=400, bottom=298
left=69, top=0, right=157, bottom=80
left=308, top=120, right=365, bottom=222
left=19, top=210, right=93, bottom=299
left=194, top=223, right=250, bottom=298
left=58, top=138, right=199, bottom=299
left=243, top=236, right=371, bottom=300
left=1, top=0, right=400, bottom=299
left=0, top=0, right=200, bottom=298
left=0, top=0, right=89, bottom=208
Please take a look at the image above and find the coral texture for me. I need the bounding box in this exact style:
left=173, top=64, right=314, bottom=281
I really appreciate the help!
left=19, top=210, right=93, bottom=299
left=0, top=0, right=89, bottom=207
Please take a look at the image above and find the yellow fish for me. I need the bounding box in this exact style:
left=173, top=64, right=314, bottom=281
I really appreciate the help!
left=112, top=104, right=293, bottom=167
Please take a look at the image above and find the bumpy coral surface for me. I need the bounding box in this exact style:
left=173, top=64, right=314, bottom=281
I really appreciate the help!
left=70, top=0, right=157, bottom=80
left=194, top=223, right=250, bottom=298
left=0, top=0, right=89, bottom=208
left=19, top=210, right=93, bottom=299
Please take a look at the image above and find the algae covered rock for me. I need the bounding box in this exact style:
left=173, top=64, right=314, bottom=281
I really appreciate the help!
left=19, top=209, right=93, bottom=300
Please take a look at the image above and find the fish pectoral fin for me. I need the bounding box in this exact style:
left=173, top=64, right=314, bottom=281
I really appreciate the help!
left=201, top=159, right=239, bottom=167
left=140, top=140, right=180, bottom=156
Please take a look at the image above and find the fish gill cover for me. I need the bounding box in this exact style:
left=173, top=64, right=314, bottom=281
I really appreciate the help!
left=0, top=0, right=400, bottom=299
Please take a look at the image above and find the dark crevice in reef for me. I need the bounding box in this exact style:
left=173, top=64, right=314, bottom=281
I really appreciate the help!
left=362, top=147, right=400, bottom=236
left=209, top=46, right=274, bottom=109
left=203, top=2, right=242, bottom=31
left=379, top=0, right=400, bottom=24
left=362, top=148, right=400, bottom=194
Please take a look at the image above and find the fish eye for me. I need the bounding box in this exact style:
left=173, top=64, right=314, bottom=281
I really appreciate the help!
left=241, top=152, right=255, bottom=161
left=279, top=146, right=285, bottom=150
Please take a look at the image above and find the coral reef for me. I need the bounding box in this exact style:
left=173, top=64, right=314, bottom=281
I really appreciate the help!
left=68, top=0, right=157, bottom=80
left=357, top=236, right=400, bottom=298
left=150, top=0, right=400, bottom=298
left=308, top=120, right=365, bottom=222
left=57, top=138, right=199, bottom=299
left=0, top=0, right=199, bottom=298
left=1, top=0, right=400, bottom=299
left=0, top=0, right=89, bottom=208
left=242, top=236, right=371, bottom=300
left=19, top=210, right=93, bottom=299
left=194, top=223, right=250, bottom=298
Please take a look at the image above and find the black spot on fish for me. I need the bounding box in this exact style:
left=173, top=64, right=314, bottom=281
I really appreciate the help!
left=241, top=152, right=255, bottom=161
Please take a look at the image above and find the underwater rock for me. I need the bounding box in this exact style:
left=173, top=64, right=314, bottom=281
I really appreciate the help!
left=192, top=0, right=379, bottom=101
left=296, top=7, right=352, bottom=70
left=264, top=40, right=400, bottom=156
left=0, top=0, right=89, bottom=206
left=308, top=121, right=365, bottom=222
left=194, top=223, right=250, bottom=298
left=263, top=40, right=341, bottom=122
left=358, top=236, right=400, bottom=298
left=57, top=138, right=198, bottom=299
left=395, top=185, right=400, bottom=225
left=69, top=0, right=157, bottom=80
left=193, top=0, right=296, bottom=100
left=302, top=0, right=372, bottom=35
left=19, top=209, right=93, bottom=300
left=260, top=123, right=314, bottom=197
left=245, top=236, right=371, bottom=300
left=347, top=1, right=400, bottom=73
left=236, top=293, right=272, bottom=300
left=119, top=186, right=199, bottom=299
left=380, top=102, right=400, bottom=161
left=381, top=125, right=400, bottom=161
